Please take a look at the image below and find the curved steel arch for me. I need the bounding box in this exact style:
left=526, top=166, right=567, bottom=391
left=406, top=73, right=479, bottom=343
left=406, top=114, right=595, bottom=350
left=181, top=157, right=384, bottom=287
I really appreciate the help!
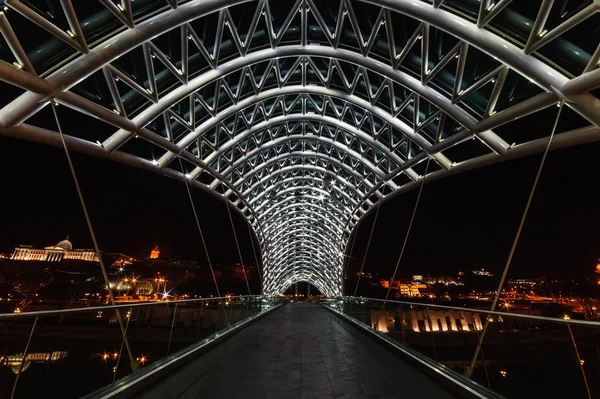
left=260, top=201, right=347, bottom=225
left=255, top=186, right=352, bottom=214
left=249, top=177, right=359, bottom=208
left=267, top=258, right=339, bottom=295
left=266, top=212, right=344, bottom=238
left=189, top=113, right=410, bottom=175
left=270, top=245, right=339, bottom=270
left=257, top=196, right=350, bottom=226
left=263, top=213, right=346, bottom=239
left=241, top=166, right=367, bottom=202
left=268, top=225, right=342, bottom=254
left=0, top=0, right=598, bottom=296
left=218, top=136, right=389, bottom=189
left=230, top=152, right=378, bottom=196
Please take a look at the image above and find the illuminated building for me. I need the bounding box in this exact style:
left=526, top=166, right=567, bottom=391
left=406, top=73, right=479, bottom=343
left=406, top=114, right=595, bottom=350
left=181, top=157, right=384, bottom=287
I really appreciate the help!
left=110, top=253, right=135, bottom=267
left=508, top=278, right=535, bottom=286
left=150, top=246, right=160, bottom=259
left=372, top=309, right=484, bottom=333
left=399, top=283, right=428, bottom=297
left=10, top=238, right=98, bottom=262
left=379, top=279, right=427, bottom=296
left=414, top=275, right=456, bottom=285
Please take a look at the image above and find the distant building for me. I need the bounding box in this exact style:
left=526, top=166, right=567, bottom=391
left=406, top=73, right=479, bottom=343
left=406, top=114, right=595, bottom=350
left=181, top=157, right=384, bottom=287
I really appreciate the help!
left=150, top=246, right=160, bottom=259
left=472, top=268, right=494, bottom=277
left=10, top=238, right=98, bottom=262
left=355, top=271, right=372, bottom=280
left=379, top=279, right=427, bottom=297
left=109, top=253, right=136, bottom=268
left=399, top=283, right=428, bottom=297
left=508, top=278, right=535, bottom=286
left=415, top=275, right=456, bottom=285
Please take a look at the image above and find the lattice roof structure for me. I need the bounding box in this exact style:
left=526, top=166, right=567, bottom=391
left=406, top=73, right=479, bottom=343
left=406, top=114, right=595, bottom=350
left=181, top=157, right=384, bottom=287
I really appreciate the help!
left=0, top=0, right=599, bottom=295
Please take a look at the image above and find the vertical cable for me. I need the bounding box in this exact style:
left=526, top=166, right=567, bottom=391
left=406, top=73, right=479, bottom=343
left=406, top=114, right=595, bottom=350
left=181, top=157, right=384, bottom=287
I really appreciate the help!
left=470, top=312, right=492, bottom=392
left=11, top=317, right=37, bottom=399
left=166, top=303, right=178, bottom=356
left=177, top=159, right=229, bottom=326
left=225, top=201, right=252, bottom=295
left=246, top=220, right=264, bottom=286
left=51, top=101, right=137, bottom=372
left=342, top=228, right=358, bottom=296
left=112, top=307, right=133, bottom=385
left=466, top=102, right=564, bottom=378
left=567, top=324, right=592, bottom=398
left=384, top=157, right=431, bottom=303
left=353, top=203, right=381, bottom=297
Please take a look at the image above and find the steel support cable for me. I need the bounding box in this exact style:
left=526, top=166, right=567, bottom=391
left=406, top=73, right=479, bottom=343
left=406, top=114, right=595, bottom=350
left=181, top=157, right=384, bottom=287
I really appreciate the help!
left=11, top=317, right=37, bottom=399
left=246, top=221, right=264, bottom=286
left=383, top=157, right=432, bottom=304
left=353, top=203, right=381, bottom=297
left=112, top=307, right=133, bottom=385
left=177, top=158, right=229, bottom=326
left=567, top=322, right=592, bottom=399
left=342, top=229, right=359, bottom=296
left=50, top=102, right=137, bottom=373
left=465, top=102, right=566, bottom=379
left=225, top=201, right=252, bottom=296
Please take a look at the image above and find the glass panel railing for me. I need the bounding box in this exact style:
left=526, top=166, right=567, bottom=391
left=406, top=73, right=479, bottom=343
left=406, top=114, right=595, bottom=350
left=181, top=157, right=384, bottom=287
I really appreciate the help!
left=322, top=296, right=600, bottom=398
left=0, top=295, right=284, bottom=398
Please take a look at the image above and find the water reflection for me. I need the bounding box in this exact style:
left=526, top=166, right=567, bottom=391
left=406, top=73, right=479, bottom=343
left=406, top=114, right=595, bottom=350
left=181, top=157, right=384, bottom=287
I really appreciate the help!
left=1, top=351, right=68, bottom=374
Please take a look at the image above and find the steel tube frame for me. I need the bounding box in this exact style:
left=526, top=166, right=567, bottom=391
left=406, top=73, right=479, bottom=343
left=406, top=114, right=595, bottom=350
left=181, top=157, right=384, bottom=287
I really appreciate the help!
left=1, top=0, right=598, bottom=297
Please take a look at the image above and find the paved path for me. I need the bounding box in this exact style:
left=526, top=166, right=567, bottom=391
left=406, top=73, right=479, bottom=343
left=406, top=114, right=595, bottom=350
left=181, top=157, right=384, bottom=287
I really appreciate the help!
left=140, top=303, right=459, bottom=399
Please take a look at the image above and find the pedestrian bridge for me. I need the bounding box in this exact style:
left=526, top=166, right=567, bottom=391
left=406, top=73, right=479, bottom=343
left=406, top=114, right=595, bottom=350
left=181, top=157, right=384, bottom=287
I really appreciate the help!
left=89, top=302, right=483, bottom=399
left=0, top=0, right=599, bottom=397
left=3, top=296, right=598, bottom=399
left=103, top=302, right=471, bottom=399
left=0, top=0, right=599, bottom=298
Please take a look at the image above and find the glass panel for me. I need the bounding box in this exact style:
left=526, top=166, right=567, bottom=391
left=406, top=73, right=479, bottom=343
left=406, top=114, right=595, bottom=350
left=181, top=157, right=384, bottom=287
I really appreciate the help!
left=443, top=0, right=481, bottom=21
left=131, top=0, right=168, bottom=24
left=72, top=1, right=126, bottom=47
left=22, top=0, right=70, bottom=32
left=1, top=296, right=283, bottom=397
left=535, top=14, right=600, bottom=76
left=4, top=9, right=78, bottom=75
left=323, top=297, right=600, bottom=398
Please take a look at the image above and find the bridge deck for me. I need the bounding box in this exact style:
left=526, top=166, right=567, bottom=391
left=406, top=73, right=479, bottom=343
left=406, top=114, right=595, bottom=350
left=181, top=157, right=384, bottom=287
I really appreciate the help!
left=139, top=303, right=459, bottom=399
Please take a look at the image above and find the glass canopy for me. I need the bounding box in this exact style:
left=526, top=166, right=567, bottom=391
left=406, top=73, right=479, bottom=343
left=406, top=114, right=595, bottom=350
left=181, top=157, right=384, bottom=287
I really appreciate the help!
left=0, top=0, right=598, bottom=295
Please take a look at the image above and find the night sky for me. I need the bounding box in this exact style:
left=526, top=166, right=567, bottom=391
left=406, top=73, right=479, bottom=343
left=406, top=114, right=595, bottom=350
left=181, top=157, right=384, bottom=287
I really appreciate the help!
left=0, top=105, right=599, bottom=282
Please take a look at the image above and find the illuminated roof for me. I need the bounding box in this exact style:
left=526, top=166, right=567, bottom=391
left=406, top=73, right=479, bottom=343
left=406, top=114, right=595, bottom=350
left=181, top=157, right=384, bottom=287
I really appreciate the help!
left=56, top=239, right=73, bottom=251
left=0, top=0, right=599, bottom=295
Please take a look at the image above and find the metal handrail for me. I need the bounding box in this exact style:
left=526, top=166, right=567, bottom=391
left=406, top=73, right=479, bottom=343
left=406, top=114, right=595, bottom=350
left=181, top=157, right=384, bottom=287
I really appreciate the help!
left=324, top=304, right=498, bottom=399
left=335, top=296, right=600, bottom=328
left=0, top=294, right=273, bottom=319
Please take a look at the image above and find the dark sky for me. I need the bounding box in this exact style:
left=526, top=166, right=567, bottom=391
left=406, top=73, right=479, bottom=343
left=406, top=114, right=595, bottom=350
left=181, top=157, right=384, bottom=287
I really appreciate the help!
left=0, top=134, right=259, bottom=267
left=344, top=138, right=600, bottom=280
left=0, top=106, right=599, bottom=281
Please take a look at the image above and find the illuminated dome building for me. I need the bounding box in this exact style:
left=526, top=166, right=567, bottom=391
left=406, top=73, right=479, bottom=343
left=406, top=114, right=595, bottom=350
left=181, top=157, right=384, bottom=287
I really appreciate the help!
left=55, top=239, right=73, bottom=251
left=0, top=1, right=598, bottom=295
left=11, top=238, right=98, bottom=262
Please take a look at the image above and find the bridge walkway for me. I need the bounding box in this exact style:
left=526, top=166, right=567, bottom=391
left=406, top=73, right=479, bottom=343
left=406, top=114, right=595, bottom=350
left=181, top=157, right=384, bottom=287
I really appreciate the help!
left=139, top=302, right=459, bottom=399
